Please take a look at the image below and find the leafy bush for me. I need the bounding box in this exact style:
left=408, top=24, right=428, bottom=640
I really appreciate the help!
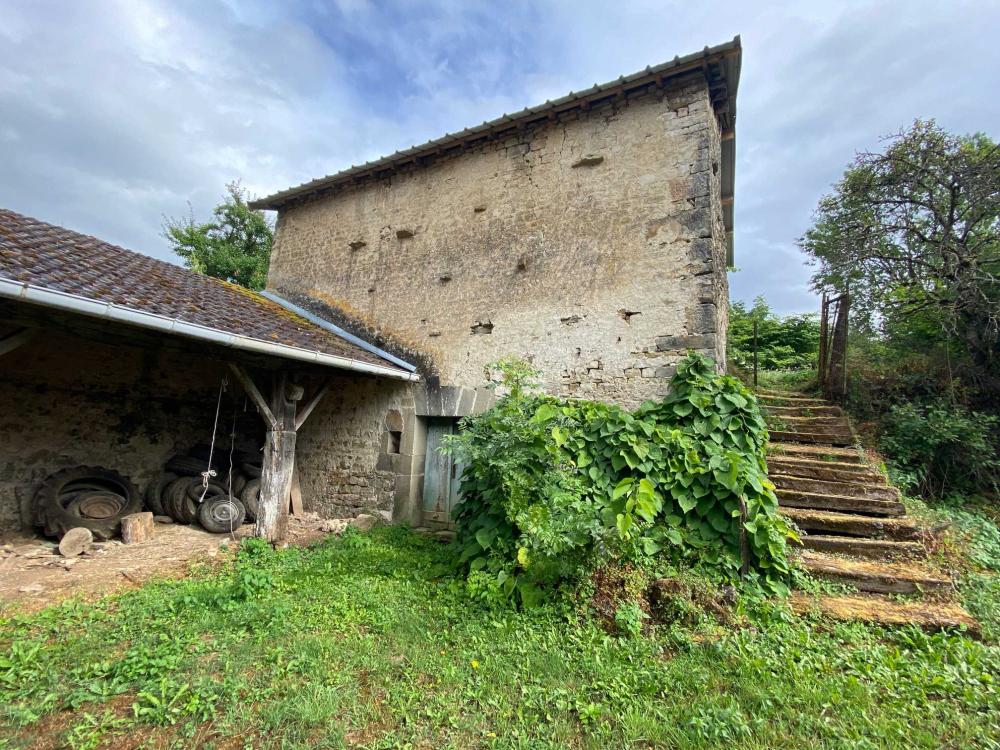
left=443, top=354, right=794, bottom=606
left=728, top=297, right=820, bottom=371
left=879, top=398, right=1000, bottom=498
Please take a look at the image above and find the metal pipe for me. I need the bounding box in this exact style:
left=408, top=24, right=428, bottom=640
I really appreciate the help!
left=260, top=290, right=416, bottom=372
left=0, top=276, right=420, bottom=382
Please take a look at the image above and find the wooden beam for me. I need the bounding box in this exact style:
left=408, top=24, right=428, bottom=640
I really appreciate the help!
left=0, top=328, right=34, bottom=357
left=228, top=363, right=278, bottom=430
left=294, top=380, right=331, bottom=431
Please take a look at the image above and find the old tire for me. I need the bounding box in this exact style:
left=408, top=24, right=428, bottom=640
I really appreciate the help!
left=239, top=479, right=260, bottom=523
left=241, top=462, right=262, bottom=479
left=197, top=495, right=246, bottom=533
left=34, top=466, right=140, bottom=541
left=165, top=455, right=216, bottom=477
left=164, top=477, right=198, bottom=524
left=145, top=473, right=177, bottom=516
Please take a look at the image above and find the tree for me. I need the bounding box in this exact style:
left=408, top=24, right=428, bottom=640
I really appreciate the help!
left=727, top=297, right=819, bottom=371
left=799, top=121, right=1000, bottom=379
left=164, top=182, right=274, bottom=290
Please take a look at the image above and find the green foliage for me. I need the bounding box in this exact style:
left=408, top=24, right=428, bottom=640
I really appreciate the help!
left=163, top=182, right=273, bottom=290
left=0, top=525, right=998, bottom=748
left=612, top=601, right=648, bottom=639
left=728, top=296, right=820, bottom=371
left=800, top=120, right=1000, bottom=395
left=880, top=398, right=1000, bottom=498
left=444, top=353, right=795, bottom=606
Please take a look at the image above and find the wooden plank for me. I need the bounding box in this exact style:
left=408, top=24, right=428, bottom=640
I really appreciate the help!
left=228, top=363, right=278, bottom=429
left=294, top=380, right=330, bottom=430
left=289, top=465, right=303, bottom=516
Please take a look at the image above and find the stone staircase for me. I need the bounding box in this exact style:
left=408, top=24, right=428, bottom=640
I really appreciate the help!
left=758, top=388, right=979, bottom=634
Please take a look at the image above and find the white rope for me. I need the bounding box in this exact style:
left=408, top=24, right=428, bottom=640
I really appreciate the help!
left=197, top=377, right=226, bottom=504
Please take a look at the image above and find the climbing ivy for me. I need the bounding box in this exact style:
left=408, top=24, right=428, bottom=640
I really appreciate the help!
left=443, top=353, right=795, bottom=606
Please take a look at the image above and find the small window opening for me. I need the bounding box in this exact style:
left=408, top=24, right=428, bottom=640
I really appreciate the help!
left=388, top=430, right=402, bottom=454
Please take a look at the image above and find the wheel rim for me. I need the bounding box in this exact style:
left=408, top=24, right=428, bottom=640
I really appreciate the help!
left=65, top=491, right=125, bottom=519
left=207, top=499, right=240, bottom=526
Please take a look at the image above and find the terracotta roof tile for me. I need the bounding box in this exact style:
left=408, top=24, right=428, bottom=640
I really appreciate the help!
left=0, top=208, right=407, bottom=374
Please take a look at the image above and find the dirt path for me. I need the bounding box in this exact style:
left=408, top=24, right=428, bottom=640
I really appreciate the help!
left=0, top=515, right=345, bottom=612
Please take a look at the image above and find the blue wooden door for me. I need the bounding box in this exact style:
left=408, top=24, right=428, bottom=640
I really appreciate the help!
left=422, top=419, right=462, bottom=526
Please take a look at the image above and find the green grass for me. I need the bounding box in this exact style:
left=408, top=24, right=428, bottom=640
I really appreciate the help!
left=2, top=523, right=999, bottom=749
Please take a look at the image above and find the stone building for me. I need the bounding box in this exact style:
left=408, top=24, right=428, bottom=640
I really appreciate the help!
left=0, top=38, right=740, bottom=536
left=252, top=38, right=741, bottom=526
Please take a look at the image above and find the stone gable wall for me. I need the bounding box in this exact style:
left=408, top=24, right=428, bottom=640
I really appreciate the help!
left=268, top=73, right=728, bottom=410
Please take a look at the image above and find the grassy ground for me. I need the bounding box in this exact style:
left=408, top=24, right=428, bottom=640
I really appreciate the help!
left=2, top=519, right=999, bottom=750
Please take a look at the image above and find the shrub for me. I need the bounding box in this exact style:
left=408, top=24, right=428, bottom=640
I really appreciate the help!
left=879, top=397, right=1000, bottom=498
left=443, top=354, right=795, bottom=607
left=728, top=297, right=819, bottom=371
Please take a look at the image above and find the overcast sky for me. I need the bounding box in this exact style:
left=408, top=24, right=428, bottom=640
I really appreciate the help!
left=2, top=1, right=998, bottom=314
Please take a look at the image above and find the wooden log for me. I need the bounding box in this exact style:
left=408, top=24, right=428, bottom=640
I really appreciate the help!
left=121, top=512, right=154, bottom=544
left=256, top=429, right=296, bottom=543
left=58, top=527, right=93, bottom=557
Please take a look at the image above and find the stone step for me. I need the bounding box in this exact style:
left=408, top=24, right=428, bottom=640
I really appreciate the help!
left=777, top=488, right=905, bottom=517
left=759, top=395, right=828, bottom=407
left=797, top=534, right=924, bottom=560
left=756, top=389, right=816, bottom=398
left=768, top=457, right=885, bottom=484
left=768, top=443, right=864, bottom=463
left=763, top=404, right=844, bottom=417
left=781, top=507, right=921, bottom=540
left=770, top=474, right=899, bottom=501
left=789, top=593, right=979, bottom=634
left=770, top=414, right=850, bottom=428
left=797, top=551, right=950, bottom=594
left=769, top=430, right=854, bottom=447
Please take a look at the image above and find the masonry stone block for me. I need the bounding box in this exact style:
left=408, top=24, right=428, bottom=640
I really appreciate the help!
left=655, top=334, right=716, bottom=352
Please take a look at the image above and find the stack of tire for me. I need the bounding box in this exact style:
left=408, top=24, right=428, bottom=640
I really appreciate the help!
left=145, top=447, right=262, bottom=534
left=33, top=466, right=143, bottom=541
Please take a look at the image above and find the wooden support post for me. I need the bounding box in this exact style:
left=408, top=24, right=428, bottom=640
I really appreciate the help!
left=255, top=372, right=302, bottom=543
left=228, top=364, right=305, bottom=543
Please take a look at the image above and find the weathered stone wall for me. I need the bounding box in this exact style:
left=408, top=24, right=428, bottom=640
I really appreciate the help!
left=294, top=372, right=421, bottom=522
left=268, top=72, right=728, bottom=410
left=0, top=331, right=262, bottom=533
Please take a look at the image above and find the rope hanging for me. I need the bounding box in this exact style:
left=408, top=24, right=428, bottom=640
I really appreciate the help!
left=197, top=377, right=227, bottom=504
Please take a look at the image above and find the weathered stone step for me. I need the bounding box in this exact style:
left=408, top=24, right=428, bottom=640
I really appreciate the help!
left=789, top=593, right=979, bottom=634
left=769, top=430, right=854, bottom=447
left=756, top=389, right=816, bottom=398
left=759, top=395, right=828, bottom=407
left=763, top=404, right=844, bottom=417
left=768, top=456, right=885, bottom=484
left=770, top=422, right=854, bottom=438
left=770, top=474, right=899, bottom=501
left=771, top=414, right=850, bottom=428
left=797, top=551, right=950, bottom=594
left=769, top=443, right=864, bottom=463
left=777, top=488, right=905, bottom=517
left=781, top=507, right=920, bottom=540
left=797, top=534, right=924, bottom=560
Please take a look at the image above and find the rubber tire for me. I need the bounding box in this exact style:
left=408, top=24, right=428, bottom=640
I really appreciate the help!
left=33, top=466, right=140, bottom=541
left=241, top=462, right=262, bottom=479
left=145, top=472, right=177, bottom=516
left=240, top=478, right=261, bottom=523
left=165, top=455, right=217, bottom=477
left=164, top=477, right=198, bottom=524
left=197, top=495, right=246, bottom=533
